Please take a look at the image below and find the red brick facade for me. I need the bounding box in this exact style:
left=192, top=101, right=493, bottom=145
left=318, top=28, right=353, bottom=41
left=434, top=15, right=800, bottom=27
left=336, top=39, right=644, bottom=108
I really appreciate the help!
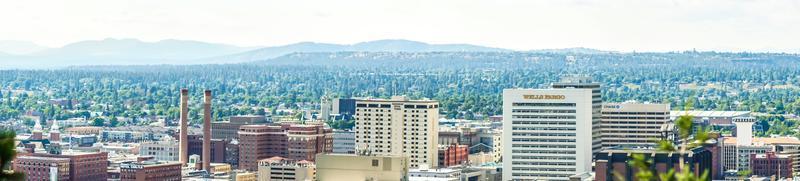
left=438, top=144, right=468, bottom=167
left=238, top=123, right=332, bottom=171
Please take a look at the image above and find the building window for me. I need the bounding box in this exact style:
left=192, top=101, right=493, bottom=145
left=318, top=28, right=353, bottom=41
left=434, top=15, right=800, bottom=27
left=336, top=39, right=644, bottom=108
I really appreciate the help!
left=372, top=159, right=379, bottom=167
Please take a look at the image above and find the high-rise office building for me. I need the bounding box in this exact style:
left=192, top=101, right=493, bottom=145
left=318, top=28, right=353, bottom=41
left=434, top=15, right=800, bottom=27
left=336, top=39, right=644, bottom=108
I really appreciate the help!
left=601, top=102, right=670, bottom=149
left=502, top=77, right=600, bottom=180
left=354, top=96, right=439, bottom=168
left=550, top=76, right=602, bottom=154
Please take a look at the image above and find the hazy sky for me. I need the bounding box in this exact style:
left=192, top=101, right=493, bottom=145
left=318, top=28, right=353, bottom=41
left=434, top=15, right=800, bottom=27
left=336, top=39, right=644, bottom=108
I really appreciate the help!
left=1, top=0, right=798, bottom=52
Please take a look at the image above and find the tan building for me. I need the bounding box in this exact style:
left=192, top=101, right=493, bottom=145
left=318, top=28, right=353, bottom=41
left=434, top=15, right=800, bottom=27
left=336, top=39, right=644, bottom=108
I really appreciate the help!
left=257, top=157, right=315, bottom=181
left=722, top=137, right=800, bottom=174
left=65, top=126, right=103, bottom=135
left=601, top=102, right=671, bottom=149
left=119, top=160, right=182, bottom=181
left=316, top=154, right=409, bottom=181
left=354, top=96, right=439, bottom=168
left=236, top=172, right=258, bottom=181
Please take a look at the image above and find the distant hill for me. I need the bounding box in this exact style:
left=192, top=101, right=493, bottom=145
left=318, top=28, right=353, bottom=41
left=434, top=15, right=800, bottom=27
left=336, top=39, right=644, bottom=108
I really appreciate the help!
left=0, top=40, right=48, bottom=55
left=208, top=39, right=511, bottom=63
left=0, top=38, right=255, bottom=68
left=529, top=47, right=617, bottom=54
left=0, top=38, right=623, bottom=68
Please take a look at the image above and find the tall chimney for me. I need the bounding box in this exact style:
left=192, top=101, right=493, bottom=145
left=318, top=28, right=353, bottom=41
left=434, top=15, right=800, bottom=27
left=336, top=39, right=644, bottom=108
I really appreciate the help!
left=179, top=89, right=189, bottom=166
left=202, top=90, right=212, bottom=172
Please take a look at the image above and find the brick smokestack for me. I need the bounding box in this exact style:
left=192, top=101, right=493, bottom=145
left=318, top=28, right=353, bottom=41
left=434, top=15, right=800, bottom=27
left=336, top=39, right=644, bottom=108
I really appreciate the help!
left=179, top=89, right=189, bottom=166
left=202, top=90, right=212, bottom=172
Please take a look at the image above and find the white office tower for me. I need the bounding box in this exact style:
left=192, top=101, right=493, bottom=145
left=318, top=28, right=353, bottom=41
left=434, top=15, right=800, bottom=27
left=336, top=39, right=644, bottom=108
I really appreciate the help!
left=550, top=76, right=602, bottom=154
left=734, top=117, right=756, bottom=146
left=601, top=102, right=670, bottom=149
left=354, top=96, right=439, bottom=168
left=503, top=88, right=597, bottom=180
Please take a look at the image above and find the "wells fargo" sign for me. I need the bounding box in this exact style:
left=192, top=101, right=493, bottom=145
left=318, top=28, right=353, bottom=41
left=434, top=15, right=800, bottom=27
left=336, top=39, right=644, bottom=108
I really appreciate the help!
left=523, top=95, right=566, bottom=100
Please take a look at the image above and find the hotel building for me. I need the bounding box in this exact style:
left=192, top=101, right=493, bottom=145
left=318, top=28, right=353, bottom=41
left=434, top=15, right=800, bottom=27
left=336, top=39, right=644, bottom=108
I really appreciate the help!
left=354, top=96, right=439, bottom=168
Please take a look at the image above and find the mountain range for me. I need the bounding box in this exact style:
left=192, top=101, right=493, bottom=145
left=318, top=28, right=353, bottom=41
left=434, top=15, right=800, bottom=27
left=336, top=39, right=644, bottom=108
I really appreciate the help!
left=0, top=38, right=611, bottom=68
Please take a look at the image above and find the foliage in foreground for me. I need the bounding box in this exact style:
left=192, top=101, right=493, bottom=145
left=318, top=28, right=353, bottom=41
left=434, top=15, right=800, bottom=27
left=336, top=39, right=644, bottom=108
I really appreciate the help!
left=618, top=115, right=711, bottom=181
left=0, top=129, right=24, bottom=181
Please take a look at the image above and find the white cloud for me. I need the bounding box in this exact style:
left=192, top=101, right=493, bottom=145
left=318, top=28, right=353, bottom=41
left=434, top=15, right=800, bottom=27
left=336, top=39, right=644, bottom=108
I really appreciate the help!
left=0, top=0, right=797, bottom=52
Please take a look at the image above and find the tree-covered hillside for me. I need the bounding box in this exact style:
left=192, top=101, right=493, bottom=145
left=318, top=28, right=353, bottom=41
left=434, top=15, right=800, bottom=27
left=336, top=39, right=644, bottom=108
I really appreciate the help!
left=1, top=51, right=799, bottom=124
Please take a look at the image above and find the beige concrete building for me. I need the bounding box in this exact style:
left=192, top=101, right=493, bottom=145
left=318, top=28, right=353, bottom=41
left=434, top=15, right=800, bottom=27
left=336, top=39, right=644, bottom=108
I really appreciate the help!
left=722, top=137, right=800, bottom=174
left=601, top=102, right=670, bottom=149
left=354, top=96, right=439, bottom=168
left=316, top=154, right=409, bottom=181
left=257, top=157, right=315, bottom=181
left=236, top=172, right=257, bottom=181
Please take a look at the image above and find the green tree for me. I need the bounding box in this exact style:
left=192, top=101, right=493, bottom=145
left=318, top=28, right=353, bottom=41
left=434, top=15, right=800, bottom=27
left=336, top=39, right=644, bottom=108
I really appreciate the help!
left=0, top=129, right=25, bottom=180
left=109, top=116, right=119, bottom=127
left=92, top=117, right=105, bottom=127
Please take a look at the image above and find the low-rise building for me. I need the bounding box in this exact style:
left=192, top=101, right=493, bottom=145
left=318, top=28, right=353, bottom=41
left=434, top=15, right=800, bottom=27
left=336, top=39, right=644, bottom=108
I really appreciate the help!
left=316, top=154, right=409, bottom=181
left=594, top=147, right=713, bottom=181
left=12, top=151, right=108, bottom=181
left=438, top=144, right=468, bottom=167
left=138, top=136, right=179, bottom=161
left=119, top=160, right=182, bottom=181
left=750, top=151, right=792, bottom=178
left=13, top=156, right=71, bottom=181
left=257, top=157, right=315, bottom=181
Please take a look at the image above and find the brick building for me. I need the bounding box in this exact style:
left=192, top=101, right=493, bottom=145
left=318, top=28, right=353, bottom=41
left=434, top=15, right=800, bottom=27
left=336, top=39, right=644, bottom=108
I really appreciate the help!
left=13, top=156, right=71, bottom=181
left=750, top=152, right=793, bottom=178
left=12, top=151, right=108, bottom=181
left=438, top=144, right=468, bottom=167
left=594, top=147, right=713, bottom=181
left=238, top=123, right=332, bottom=171
left=187, top=134, right=228, bottom=164
left=212, top=115, right=268, bottom=140
left=119, top=160, right=182, bottom=181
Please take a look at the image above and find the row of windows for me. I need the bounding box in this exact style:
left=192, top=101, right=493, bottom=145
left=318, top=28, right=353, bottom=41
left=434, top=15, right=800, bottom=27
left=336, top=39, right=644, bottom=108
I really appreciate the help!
left=602, top=116, right=669, bottom=120
left=512, top=115, right=576, bottom=119
left=511, top=149, right=576, bottom=154
left=511, top=161, right=576, bottom=166
left=511, top=127, right=576, bottom=131
left=510, top=155, right=576, bottom=160
left=511, top=167, right=577, bottom=172
left=512, top=109, right=576, bottom=113
left=511, top=138, right=576, bottom=143
left=601, top=111, right=668, bottom=115
left=602, top=126, right=662, bottom=129
left=512, top=132, right=576, bottom=137
left=512, top=121, right=576, bottom=125
left=512, top=103, right=576, bottom=107
left=602, top=121, right=669, bottom=124
left=511, top=144, right=576, bottom=149
left=356, top=104, right=438, bottom=109
left=511, top=173, right=574, bottom=178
